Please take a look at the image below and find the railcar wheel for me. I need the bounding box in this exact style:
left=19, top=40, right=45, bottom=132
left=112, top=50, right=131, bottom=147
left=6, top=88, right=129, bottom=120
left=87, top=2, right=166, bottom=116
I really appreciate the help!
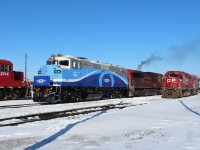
left=0, top=91, right=6, bottom=100
left=11, top=91, right=18, bottom=99
left=172, top=91, right=179, bottom=98
left=179, top=90, right=183, bottom=98
left=109, top=93, right=115, bottom=99
left=33, top=94, right=38, bottom=102
left=82, top=92, right=88, bottom=101
left=161, top=93, right=166, bottom=98
left=188, top=90, right=192, bottom=96
left=119, top=93, right=124, bottom=98
left=137, top=92, right=142, bottom=97
left=161, top=91, right=168, bottom=98
left=47, top=94, right=56, bottom=104
left=182, top=90, right=187, bottom=97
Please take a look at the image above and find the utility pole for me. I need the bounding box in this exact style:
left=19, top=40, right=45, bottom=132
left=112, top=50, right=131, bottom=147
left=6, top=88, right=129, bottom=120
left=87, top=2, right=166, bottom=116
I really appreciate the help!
left=25, top=54, right=28, bottom=81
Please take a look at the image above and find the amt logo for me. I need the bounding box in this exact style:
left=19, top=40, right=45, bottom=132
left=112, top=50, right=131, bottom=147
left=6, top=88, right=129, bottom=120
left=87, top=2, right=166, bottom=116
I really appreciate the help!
left=104, top=79, right=110, bottom=83
left=37, top=79, right=46, bottom=84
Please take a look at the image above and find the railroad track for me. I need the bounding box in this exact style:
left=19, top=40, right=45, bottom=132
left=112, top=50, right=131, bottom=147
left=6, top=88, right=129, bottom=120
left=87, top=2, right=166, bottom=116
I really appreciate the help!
left=0, top=103, right=43, bottom=109
left=0, top=102, right=147, bottom=127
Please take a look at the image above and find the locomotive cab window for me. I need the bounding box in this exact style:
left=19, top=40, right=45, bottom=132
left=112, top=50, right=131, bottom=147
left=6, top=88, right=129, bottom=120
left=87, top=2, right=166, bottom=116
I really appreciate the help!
left=72, top=61, right=81, bottom=69
left=0, top=65, right=4, bottom=71
left=169, top=73, right=179, bottom=78
left=9, top=66, right=12, bottom=71
left=5, top=66, right=8, bottom=71
left=0, top=65, right=11, bottom=71
left=59, top=60, right=69, bottom=66
left=47, top=60, right=58, bottom=65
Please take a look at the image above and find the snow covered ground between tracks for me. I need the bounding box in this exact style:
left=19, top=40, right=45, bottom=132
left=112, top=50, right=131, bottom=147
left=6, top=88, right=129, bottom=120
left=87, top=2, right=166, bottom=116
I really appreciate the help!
left=0, top=95, right=200, bottom=150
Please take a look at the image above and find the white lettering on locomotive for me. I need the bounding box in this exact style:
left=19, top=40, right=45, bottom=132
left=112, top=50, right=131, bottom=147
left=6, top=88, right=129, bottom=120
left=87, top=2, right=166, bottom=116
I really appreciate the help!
left=167, top=78, right=177, bottom=82
left=0, top=72, right=9, bottom=76
left=73, top=71, right=78, bottom=77
left=172, top=79, right=176, bottom=82
left=167, top=79, right=171, bottom=82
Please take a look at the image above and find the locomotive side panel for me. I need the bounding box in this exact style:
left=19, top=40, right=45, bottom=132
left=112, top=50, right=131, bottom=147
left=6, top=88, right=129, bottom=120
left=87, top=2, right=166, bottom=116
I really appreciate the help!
left=127, top=69, right=162, bottom=97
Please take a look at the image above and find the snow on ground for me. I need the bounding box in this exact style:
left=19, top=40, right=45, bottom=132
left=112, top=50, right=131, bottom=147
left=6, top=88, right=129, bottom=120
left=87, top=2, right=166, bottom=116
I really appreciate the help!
left=0, top=94, right=200, bottom=150
left=0, top=96, right=160, bottom=119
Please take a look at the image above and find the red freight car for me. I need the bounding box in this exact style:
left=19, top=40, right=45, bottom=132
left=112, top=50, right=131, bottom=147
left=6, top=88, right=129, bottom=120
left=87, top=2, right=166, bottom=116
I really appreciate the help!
left=0, top=59, right=31, bottom=100
left=127, top=69, right=163, bottom=97
left=162, top=71, right=199, bottom=98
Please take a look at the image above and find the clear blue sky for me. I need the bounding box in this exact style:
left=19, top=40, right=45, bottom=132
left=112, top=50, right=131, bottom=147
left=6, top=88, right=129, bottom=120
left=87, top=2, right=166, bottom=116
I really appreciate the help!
left=0, top=0, right=200, bottom=80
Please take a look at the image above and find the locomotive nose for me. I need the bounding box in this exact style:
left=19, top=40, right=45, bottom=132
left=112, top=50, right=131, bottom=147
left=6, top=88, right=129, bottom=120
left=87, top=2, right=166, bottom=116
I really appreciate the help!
left=165, top=78, right=179, bottom=89
left=38, top=65, right=62, bottom=78
left=38, top=66, right=48, bottom=75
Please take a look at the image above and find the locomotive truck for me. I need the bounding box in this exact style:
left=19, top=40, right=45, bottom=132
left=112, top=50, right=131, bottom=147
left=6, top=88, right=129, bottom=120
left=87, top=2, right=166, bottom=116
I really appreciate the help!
left=0, top=59, right=31, bottom=100
left=162, top=71, right=199, bottom=98
left=33, top=54, right=163, bottom=103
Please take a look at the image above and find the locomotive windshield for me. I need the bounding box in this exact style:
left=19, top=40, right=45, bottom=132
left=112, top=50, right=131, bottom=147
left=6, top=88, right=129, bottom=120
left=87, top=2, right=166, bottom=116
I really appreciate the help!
left=46, top=60, right=70, bottom=67
left=59, top=60, right=69, bottom=66
left=169, top=73, right=179, bottom=77
left=165, top=72, right=180, bottom=78
left=46, top=60, right=58, bottom=65
left=0, top=65, right=12, bottom=71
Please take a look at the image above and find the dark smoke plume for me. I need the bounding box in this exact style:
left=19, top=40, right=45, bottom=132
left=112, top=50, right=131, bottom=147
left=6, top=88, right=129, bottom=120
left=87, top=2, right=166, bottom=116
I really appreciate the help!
left=137, top=54, right=163, bottom=70
left=136, top=38, right=200, bottom=71
left=166, top=39, right=200, bottom=76
left=169, top=39, right=200, bottom=62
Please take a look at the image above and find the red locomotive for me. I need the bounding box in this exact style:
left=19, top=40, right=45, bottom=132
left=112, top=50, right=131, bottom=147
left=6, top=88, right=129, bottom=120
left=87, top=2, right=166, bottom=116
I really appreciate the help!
left=0, top=59, right=31, bottom=100
left=127, top=69, right=163, bottom=97
left=162, top=71, right=199, bottom=98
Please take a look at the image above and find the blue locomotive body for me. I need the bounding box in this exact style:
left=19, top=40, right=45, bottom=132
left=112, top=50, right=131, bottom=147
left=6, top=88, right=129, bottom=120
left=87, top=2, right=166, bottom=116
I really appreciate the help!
left=34, top=66, right=127, bottom=87
left=33, top=54, right=128, bottom=103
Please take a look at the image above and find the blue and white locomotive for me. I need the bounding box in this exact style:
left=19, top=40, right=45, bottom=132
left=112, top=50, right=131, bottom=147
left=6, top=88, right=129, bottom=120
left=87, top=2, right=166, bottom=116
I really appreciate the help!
left=33, top=54, right=128, bottom=103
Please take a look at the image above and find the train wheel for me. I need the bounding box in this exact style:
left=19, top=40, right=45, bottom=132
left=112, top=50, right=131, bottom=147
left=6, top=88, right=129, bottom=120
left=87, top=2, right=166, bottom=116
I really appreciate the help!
left=119, top=93, right=124, bottom=98
left=82, top=92, right=88, bottom=101
left=161, top=91, right=167, bottom=98
left=172, top=91, right=179, bottom=98
left=11, top=91, right=18, bottom=99
left=188, top=90, right=191, bottom=96
left=137, top=92, right=142, bottom=97
left=0, top=91, right=6, bottom=100
left=109, top=92, right=115, bottom=99
left=76, top=96, right=83, bottom=102
left=47, top=94, right=56, bottom=104
left=191, top=90, right=195, bottom=95
left=182, top=90, right=187, bottom=97
left=33, top=94, right=38, bottom=102
left=107, top=91, right=114, bottom=99
left=161, top=94, right=166, bottom=98
left=179, top=90, right=183, bottom=98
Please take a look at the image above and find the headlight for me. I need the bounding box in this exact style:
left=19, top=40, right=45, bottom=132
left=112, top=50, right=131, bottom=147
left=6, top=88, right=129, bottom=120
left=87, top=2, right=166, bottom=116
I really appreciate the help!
left=54, top=70, right=62, bottom=74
